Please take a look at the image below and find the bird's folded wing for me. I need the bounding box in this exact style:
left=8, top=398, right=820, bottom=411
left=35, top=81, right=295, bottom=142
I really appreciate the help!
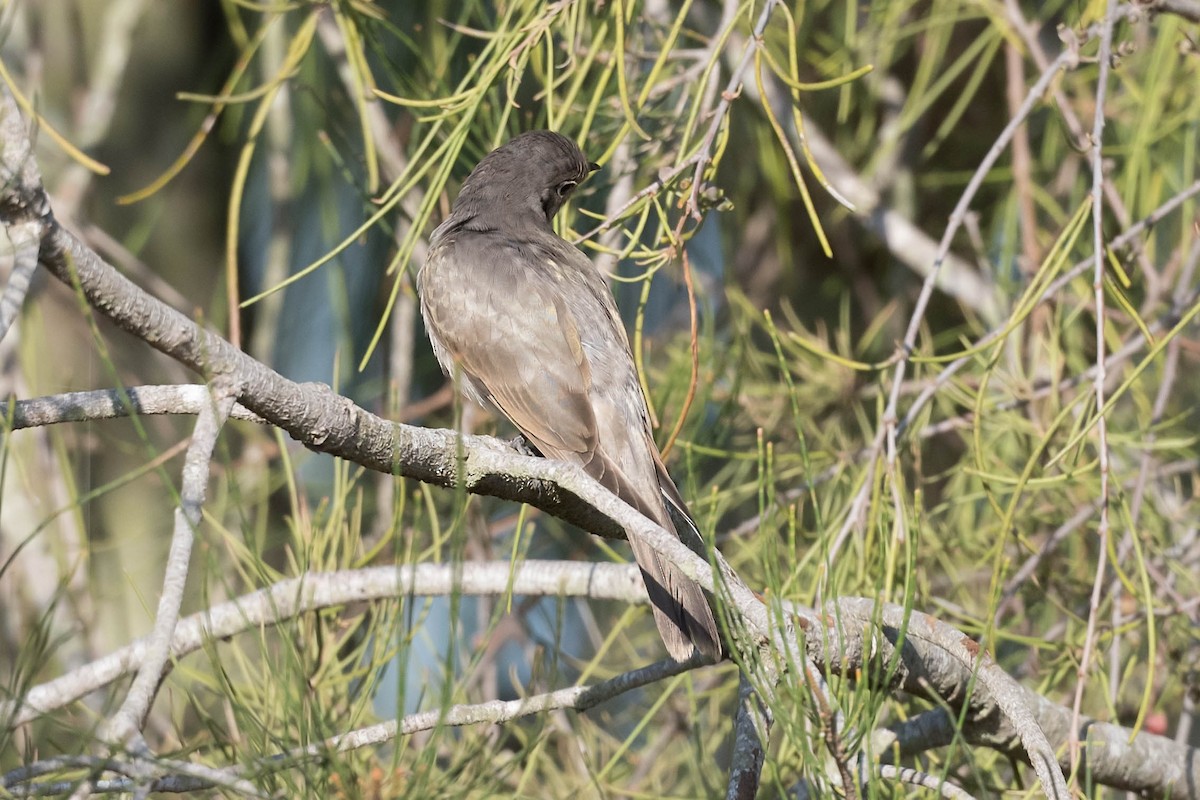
left=423, top=245, right=599, bottom=462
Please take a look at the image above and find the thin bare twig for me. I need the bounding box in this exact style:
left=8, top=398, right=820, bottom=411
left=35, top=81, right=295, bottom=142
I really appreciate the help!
left=878, top=765, right=977, bottom=800
left=5, top=385, right=263, bottom=429
left=1069, top=0, right=1119, bottom=777
left=99, top=381, right=238, bottom=745
left=685, top=0, right=780, bottom=220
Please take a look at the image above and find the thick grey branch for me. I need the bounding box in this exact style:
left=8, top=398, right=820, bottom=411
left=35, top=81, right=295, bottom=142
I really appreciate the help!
left=726, top=672, right=774, bottom=800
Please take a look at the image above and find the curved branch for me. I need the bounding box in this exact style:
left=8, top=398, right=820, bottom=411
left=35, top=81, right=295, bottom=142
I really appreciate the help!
left=7, top=559, right=1190, bottom=798
left=4, top=561, right=647, bottom=727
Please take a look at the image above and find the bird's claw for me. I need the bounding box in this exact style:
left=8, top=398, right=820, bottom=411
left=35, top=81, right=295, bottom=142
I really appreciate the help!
left=509, top=434, right=539, bottom=457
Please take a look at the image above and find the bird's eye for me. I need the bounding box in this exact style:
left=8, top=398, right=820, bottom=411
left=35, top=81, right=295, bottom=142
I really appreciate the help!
left=556, top=180, right=577, bottom=199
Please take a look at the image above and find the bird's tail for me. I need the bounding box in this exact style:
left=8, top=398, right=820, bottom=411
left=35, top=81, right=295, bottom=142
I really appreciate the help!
left=626, top=532, right=722, bottom=661
left=623, top=451, right=722, bottom=662
left=591, top=445, right=721, bottom=661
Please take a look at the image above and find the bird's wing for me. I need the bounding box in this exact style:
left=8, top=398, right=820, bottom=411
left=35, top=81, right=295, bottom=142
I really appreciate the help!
left=421, top=236, right=601, bottom=462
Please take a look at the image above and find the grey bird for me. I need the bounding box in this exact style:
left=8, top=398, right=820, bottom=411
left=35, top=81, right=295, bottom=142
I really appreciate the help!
left=417, top=130, right=721, bottom=662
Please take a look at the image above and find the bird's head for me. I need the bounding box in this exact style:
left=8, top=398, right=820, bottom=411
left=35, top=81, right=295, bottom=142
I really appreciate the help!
left=452, top=130, right=600, bottom=230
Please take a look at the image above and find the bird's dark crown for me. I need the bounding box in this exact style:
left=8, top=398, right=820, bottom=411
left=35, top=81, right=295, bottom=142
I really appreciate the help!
left=450, top=130, right=599, bottom=232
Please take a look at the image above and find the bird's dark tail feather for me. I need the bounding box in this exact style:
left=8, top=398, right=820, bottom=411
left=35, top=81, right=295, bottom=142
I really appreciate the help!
left=596, top=451, right=722, bottom=661
left=634, top=458, right=723, bottom=661
left=626, top=534, right=722, bottom=662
